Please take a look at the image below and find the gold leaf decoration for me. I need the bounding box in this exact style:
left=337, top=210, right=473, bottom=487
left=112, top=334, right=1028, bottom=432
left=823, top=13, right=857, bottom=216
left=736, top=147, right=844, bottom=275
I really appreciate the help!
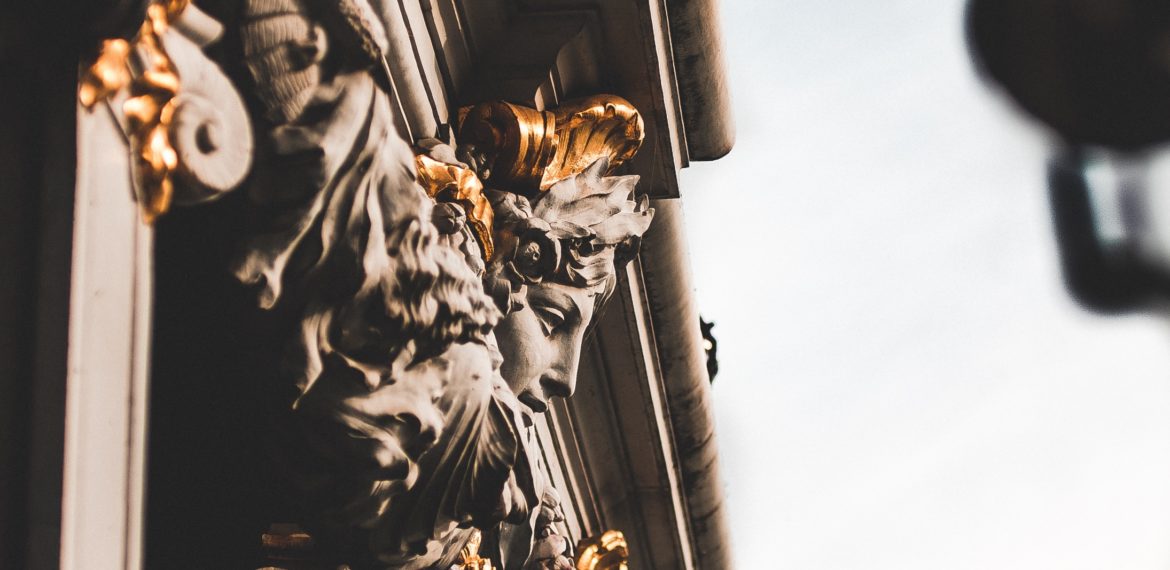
left=457, top=529, right=494, bottom=570
left=545, top=95, right=644, bottom=189
left=576, top=530, right=630, bottom=570
left=414, top=153, right=496, bottom=261
left=456, top=95, right=645, bottom=194
left=79, top=0, right=189, bottom=224
left=78, top=39, right=132, bottom=109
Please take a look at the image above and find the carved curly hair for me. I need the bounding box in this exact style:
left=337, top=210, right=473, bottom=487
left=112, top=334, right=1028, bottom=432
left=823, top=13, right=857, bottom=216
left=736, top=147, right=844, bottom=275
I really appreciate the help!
left=233, top=73, right=500, bottom=399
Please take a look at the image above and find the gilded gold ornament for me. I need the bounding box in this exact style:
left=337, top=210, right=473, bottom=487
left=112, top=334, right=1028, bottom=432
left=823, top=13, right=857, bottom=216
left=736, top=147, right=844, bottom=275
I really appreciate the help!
left=79, top=0, right=189, bottom=224
left=546, top=95, right=644, bottom=189
left=456, top=95, right=645, bottom=194
left=456, top=529, right=494, bottom=570
left=78, top=39, right=132, bottom=109
left=576, top=530, right=630, bottom=570
left=415, top=153, right=496, bottom=261
left=457, top=101, right=557, bottom=192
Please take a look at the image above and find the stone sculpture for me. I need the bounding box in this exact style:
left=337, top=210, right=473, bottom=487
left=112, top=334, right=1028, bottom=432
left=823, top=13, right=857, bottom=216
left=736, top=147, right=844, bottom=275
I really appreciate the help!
left=411, top=144, right=653, bottom=569
left=84, top=0, right=653, bottom=566
left=227, top=11, right=524, bottom=567
left=485, top=158, right=653, bottom=415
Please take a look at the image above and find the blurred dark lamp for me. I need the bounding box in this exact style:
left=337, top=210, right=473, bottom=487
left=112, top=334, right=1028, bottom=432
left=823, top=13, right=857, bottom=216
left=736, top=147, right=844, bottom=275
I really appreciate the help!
left=968, top=0, right=1170, bottom=150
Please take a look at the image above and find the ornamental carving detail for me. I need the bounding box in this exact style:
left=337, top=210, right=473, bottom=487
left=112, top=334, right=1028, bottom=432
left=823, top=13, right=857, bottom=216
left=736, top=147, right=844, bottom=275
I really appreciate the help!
left=83, top=0, right=653, bottom=567
left=80, top=0, right=253, bottom=222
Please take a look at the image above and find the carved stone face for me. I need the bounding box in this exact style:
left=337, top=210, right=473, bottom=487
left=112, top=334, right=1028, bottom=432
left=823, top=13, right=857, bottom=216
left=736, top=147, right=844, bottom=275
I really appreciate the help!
left=494, top=280, right=603, bottom=413
left=482, top=161, right=651, bottom=416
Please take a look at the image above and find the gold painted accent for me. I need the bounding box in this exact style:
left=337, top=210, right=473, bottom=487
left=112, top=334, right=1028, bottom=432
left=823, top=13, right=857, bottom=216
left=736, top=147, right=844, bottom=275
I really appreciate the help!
left=458, top=101, right=557, bottom=191
left=259, top=523, right=320, bottom=569
left=260, top=524, right=315, bottom=553
left=456, top=95, right=645, bottom=193
left=78, top=39, right=132, bottom=109
left=79, top=0, right=189, bottom=224
left=545, top=95, right=644, bottom=189
left=457, top=529, right=494, bottom=570
left=576, top=530, right=630, bottom=570
left=415, top=153, right=496, bottom=261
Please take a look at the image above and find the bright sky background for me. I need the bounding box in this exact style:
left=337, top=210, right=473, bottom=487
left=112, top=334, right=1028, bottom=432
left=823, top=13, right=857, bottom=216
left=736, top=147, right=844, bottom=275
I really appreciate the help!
left=680, top=1, right=1170, bottom=568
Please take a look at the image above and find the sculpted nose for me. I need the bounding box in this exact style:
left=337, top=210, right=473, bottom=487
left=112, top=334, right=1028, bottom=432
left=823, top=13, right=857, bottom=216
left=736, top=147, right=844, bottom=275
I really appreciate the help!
left=541, top=373, right=573, bottom=399
left=542, top=341, right=580, bottom=399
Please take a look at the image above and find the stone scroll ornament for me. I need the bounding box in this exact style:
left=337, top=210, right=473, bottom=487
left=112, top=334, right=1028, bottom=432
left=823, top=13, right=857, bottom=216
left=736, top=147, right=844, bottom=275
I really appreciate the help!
left=79, top=0, right=254, bottom=222
left=184, top=0, right=654, bottom=567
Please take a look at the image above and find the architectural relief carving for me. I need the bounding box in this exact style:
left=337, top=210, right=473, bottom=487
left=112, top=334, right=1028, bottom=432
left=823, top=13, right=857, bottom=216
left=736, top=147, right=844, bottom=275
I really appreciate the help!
left=35, top=0, right=738, bottom=565
left=77, top=0, right=654, bottom=566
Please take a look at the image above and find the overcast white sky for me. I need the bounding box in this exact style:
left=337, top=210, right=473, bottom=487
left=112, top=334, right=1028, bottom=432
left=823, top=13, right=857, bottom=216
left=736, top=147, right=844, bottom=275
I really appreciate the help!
left=680, top=1, right=1170, bottom=568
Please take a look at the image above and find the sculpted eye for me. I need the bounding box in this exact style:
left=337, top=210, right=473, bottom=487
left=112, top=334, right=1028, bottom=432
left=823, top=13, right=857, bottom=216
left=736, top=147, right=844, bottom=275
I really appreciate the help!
left=535, top=305, right=566, bottom=335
